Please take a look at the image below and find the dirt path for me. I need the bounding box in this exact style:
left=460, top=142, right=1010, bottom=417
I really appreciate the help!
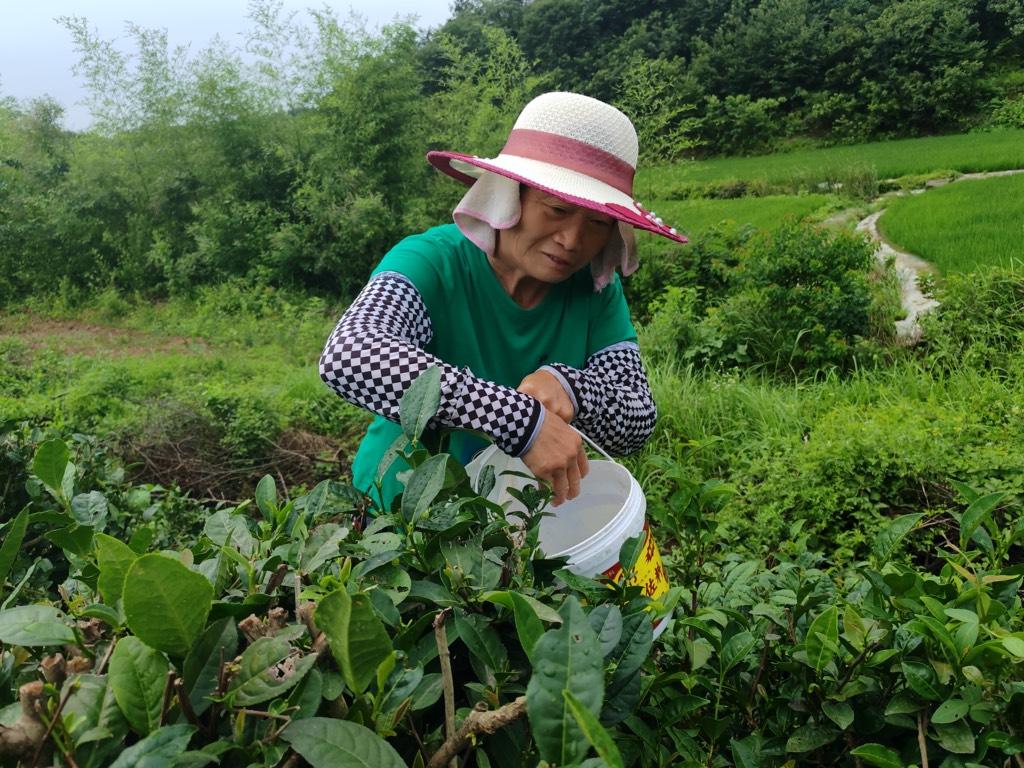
left=0, top=316, right=209, bottom=358
left=852, top=168, right=1024, bottom=343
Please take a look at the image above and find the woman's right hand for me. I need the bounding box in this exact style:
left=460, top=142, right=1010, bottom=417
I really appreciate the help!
left=520, top=407, right=589, bottom=506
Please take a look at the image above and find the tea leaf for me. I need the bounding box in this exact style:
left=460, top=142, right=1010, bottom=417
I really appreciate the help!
left=227, top=637, right=317, bottom=706
left=400, top=366, right=442, bottom=444
left=454, top=612, right=508, bottom=677
left=183, top=618, right=238, bottom=717
left=871, top=513, right=924, bottom=566
left=932, top=697, right=969, bottom=724
left=849, top=743, right=905, bottom=768
left=822, top=700, right=854, bottom=730
left=109, top=636, right=169, bottom=736
left=32, top=439, right=69, bottom=498
left=95, top=532, right=138, bottom=606
left=0, top=509, right=29, bottom=598
left=300, top=524, right=349, bottom=574
left=959, top=491, right=1005, bottom=550
left=526, top=597, right=604, bottom=766
left=123, top=554, right=214, bottom=657
left=587, top=604, right=623, bottom=658
left=255, top=474, right=278, bottom=522
left=0, top=604, right=76, bottom=646
left=563, top=689, right=624, bottom=768
left=934, top=720, right=975, bottom=753
left=805, top=606, right=839, bottom=673
left=785, top=724, right=836, bottom=753
left=108, top=724, right=196, bottom=768
left=901, top=660, right=944, bottom=701
left=721, top=631, right=757, bottom=675
left=281, top=717, right=406, bottom=768
left=317, top=589, right=393, bottom=695
left=401, top=454, right=448, bottom=524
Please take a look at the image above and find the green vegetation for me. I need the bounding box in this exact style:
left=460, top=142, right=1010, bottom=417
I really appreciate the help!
left=879, top=174, right=1024, bottom=272
left=636, top=128, right=1024, bottom=194
left=649, top=194, right=838, bottom=239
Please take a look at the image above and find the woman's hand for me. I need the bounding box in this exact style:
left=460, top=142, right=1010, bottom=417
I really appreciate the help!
left=517, top=370, right=574, bottom=423
left=520, top=408, right=589, bottom=506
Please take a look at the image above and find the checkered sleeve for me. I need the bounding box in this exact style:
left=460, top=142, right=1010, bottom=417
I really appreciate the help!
left=540, top=341, right=656, bottom=455
left=319, top=272, right=542, bottom=456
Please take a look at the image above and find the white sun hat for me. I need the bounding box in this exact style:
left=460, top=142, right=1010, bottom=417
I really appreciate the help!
left=427, top=91, right=687, bottom=290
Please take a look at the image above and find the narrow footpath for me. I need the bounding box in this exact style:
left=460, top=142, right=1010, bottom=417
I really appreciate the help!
left=849, top=169, right=1024, bottom=343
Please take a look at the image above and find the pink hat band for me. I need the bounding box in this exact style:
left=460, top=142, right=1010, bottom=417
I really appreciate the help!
left=500, top=128, right=635, bottom=196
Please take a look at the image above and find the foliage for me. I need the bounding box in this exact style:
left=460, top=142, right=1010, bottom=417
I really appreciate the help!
left=880, top=174, right=1024, bottom=274
left=0, top=371, right=672, bottom=767
left=639, top=221, right=877, bottom=376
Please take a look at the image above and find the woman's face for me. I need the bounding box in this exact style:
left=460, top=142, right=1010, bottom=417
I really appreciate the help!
left=496, top=186, right=616, bottom=284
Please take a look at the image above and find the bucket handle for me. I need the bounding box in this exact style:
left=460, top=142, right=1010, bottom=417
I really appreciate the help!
left=571, top=425, right=615, bottom=463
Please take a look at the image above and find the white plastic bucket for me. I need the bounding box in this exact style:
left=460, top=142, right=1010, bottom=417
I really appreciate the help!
left=466, top=440, right=671, bottom=638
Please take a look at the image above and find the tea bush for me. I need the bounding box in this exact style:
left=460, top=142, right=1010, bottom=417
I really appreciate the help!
left=1, top=371, right=1021, bottom=767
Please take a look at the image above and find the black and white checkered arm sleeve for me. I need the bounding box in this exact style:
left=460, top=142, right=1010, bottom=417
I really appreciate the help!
left=540, top=341, right=656, bottom=455
left=319, top=272, right=543, bottom=456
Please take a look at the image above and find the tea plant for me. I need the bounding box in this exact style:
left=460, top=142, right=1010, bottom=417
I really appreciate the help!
left=0, top=369, right=672, bottom=767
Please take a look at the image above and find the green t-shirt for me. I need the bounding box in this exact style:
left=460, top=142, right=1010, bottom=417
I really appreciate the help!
left=351, top=223, right=636, bottom=509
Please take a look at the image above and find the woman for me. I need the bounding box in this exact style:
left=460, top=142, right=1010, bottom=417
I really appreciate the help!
left=320, top=92, right=685, bottom=510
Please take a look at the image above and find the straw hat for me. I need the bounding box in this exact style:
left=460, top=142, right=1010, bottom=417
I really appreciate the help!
left=427, top=92, right=686, bottom=246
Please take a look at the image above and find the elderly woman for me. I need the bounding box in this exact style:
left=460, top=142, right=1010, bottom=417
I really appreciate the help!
left=320, top=92, right=685, bottom=510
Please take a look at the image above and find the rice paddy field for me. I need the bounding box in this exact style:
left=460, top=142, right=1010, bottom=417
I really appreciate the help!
left=878, top=173, right=1024, bottom=272
left=650, top=194, right=839, bottom=238
left=636, top=128, right=1024, bottom=191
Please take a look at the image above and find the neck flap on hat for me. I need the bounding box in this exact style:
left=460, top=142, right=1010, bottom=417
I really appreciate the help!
left=452, top=172, right=638, bottom=292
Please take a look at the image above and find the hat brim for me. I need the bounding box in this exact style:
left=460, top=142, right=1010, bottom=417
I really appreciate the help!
left=427, top=150, right=687, bottom=244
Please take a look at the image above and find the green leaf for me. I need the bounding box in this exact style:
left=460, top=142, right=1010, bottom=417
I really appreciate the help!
left=454, top=612, right=508, bottom=677
left=255, top=474, right=277, bottom=522
left=785, top=724, right=836, bottom=753
left=62, top=673, right=128, bottom=748
left=183, top=618, right=238, bottom=716
left=317, top=589, right=393, bottom=695
left=1002, top=636, right=1024, bottom=658
left=281, top=717, right=406, bottom=768
left=71, top=491, right=108, bottom=526
left=564, top=689, right=624, bottom=768
left=108, top=724, right=195, bottom=768
left=934, top=720, right=975, bottom=754
left=0, top=604, right=76, bottom=646
left=587, top=604, right=624, bottom=658
left=227, top=636, right=317, bottom=706
left=959, top=492, right=1005, bottom=550
left=32, top=439, right=69, bottom=498
left=401, top=454, right=449, bottom=524
left=0, top=508, right=29, bottom=597
left=901, top=660, right=944, bottom=701
left=871, top=513, right=924, bottom=566
left=203, top=511, right=256, bottom=556
left=932, top=697, right=969, bottom=724
left=721, top=631, right=757, bottom=674
left=399, top=365, right=442, bottom=444
left=822, top=700, right=855, bottom=730
left=605, top=611, right=654, bottom=691
left=95, top=532, right=139, bottom=606
left=109, top=636, right=169, bottom=736
left=849, top=743, right=906, bottom=768
left=46, top=523, right=94, bottom=556
left=526, top=597, right=604, bottom=766
left=805, top=606, right=839, bottom=673
left=123, top=554, right=214, bottom=657
left=300, top=523, right=349, bottom=574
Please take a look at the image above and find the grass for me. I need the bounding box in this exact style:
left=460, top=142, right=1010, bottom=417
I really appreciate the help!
left=879, top=174, right=1024, bottom=272
left=0, top=288, right=369, bottom=498
left=635, top=128, right=1024, bottom=194
left=650, top=194, right=839, bottom=238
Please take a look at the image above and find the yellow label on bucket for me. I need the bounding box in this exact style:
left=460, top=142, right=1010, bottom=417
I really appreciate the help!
left=602, top=521, right=669, bottom=601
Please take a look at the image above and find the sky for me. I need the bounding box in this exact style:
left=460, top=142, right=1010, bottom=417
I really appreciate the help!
left=0, top=1, right=454, bottom=130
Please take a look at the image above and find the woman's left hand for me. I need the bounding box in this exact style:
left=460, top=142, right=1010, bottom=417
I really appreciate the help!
left=518, top=370, right=574, bottom=424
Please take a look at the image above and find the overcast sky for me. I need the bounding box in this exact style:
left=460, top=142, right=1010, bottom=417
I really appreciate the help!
left=0, top=1, right=454, bottom=130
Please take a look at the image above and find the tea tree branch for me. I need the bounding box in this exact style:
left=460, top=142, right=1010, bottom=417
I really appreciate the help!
left=917, top=711, right=929, bottom=768
left=433, top=608, right=456, bottom=768
left=427, top=697, right=528, bottom=768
